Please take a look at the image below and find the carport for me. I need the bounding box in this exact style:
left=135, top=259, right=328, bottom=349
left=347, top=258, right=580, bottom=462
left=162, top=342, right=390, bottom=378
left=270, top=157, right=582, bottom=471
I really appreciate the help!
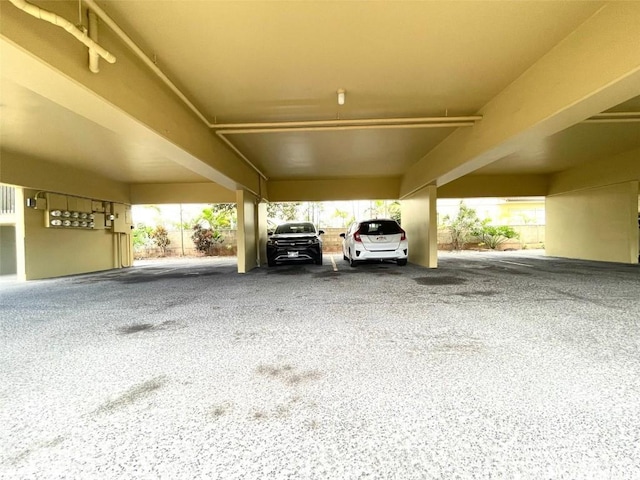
left=0, top=1, right=639, bottom=279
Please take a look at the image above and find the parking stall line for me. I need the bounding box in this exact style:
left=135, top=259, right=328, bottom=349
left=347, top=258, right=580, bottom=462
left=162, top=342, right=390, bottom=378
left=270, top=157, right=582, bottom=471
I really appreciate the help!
left=499, top=260, right=533, bottom=268
left=330, top=255, right=338, bottom=272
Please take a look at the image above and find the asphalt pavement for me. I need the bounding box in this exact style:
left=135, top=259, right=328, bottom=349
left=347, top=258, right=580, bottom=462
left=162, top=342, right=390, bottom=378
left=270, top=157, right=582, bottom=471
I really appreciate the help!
left=1, top=251, right=639, bottom=479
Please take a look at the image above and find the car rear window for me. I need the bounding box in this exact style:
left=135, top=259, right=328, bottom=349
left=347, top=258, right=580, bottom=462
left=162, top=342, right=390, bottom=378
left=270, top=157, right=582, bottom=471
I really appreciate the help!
left=359, top=221, right=401, bottom=235
left=275, top=223, right=316, bottom=234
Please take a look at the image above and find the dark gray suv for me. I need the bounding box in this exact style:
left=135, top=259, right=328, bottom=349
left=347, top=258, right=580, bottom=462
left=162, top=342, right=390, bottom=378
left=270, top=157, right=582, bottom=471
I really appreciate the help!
left=266, top=222, right=324, bottom=266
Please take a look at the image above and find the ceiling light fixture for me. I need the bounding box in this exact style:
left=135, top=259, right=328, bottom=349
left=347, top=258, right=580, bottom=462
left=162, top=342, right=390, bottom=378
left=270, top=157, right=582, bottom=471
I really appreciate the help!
left=337, top=89, right=346, bottom=106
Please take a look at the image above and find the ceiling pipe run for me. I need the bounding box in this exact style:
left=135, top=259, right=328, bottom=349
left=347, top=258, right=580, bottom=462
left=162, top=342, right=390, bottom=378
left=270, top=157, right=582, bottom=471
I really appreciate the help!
left=211, top=116, right=482, bottom=131
left=8, top=0, right=116, bottom=65
left=218, top=122, right=476, bottom=135
left=583, top=111, right=640, bottom=123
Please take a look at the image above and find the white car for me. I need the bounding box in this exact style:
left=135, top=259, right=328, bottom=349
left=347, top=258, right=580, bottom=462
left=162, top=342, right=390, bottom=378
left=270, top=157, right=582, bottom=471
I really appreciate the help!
left=340, top=219, right=408, bottom=267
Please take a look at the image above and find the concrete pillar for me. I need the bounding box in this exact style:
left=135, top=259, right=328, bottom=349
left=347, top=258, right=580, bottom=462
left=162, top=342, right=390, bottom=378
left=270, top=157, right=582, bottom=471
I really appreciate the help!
left=236, top=189, right=259, bottom=273
left=546, top=181, right=639, bottom=264
left=14, top=187, right=26, bottom=281
left=257, top=202, right=268, bottom=266
left=401, top=185, right=438, bottom=268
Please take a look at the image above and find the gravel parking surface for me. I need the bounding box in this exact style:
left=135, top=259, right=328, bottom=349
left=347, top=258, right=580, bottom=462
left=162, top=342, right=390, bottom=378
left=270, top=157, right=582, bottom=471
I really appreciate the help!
left=1, top=251, right=639, bottom=479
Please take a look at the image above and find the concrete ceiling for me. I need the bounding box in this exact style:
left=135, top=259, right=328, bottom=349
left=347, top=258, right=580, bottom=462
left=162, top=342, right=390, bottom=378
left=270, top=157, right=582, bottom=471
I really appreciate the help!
left=1, top=0, right=639, bottom=191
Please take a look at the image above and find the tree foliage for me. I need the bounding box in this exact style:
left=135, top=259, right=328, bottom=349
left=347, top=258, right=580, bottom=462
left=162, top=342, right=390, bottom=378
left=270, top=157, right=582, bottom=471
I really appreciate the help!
left=197, top=204, right=235, bottom=230
left=267, top=202, right=301, bottom=221
left=441, top=202, right=484, bottom=250
left=191, top=224, right=223, bottom=256
left=150, top=226, right=171, bottom=256
left=132, top=223, right=153, bottom=249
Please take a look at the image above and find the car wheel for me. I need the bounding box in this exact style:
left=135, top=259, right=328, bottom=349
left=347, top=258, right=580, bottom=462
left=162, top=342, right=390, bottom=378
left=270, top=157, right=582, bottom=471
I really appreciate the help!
left=397, top=259, right=407, bottom=266
left=268, top=258, right=276, bottom=267
left=349, top=252, right=358, bottom=268
left=343, top=253, right=348, bottom=261
left=315, top=255, right=323, bottom=265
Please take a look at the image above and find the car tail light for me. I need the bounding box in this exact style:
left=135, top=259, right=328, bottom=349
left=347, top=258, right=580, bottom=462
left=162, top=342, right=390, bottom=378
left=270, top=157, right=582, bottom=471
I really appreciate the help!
left=353, top=230, right=362, bottom=242
left=400, top=228, right=406, bottom=241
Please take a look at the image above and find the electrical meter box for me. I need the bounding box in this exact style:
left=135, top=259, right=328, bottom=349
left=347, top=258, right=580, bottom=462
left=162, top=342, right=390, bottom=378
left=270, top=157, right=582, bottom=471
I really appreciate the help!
left=112, top=203, right=133, bottom=233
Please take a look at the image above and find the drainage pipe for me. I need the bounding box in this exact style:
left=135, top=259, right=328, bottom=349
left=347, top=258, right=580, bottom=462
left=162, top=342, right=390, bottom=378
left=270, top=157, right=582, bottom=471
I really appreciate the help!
left=212, top=116, right=483, bottom=130
left=83, top=0, right=209, bottom=126
left=87, top=10, right=100, bottom=73
left=218, top=121, right=476, bottom=136
left=8, top=0, right=116, bottom=64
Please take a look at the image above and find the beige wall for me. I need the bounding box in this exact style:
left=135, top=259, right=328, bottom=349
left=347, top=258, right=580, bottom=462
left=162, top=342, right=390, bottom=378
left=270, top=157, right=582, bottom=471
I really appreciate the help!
left=268, top=177, right=401, bottom=202
left=546, top=182, right=639, bottom=264
left=23, top=190, right=119, bottom=279
left=0, top=226, right=17, bottom=274
left=401, top=185, right=437, bottom=268
left=130, top=182, right=236, bottom=205
left=236, top=190, right=258, bottom=273
left=438, top=175, right=549, bottom=198
left=21, top=189, right=133, bottom=279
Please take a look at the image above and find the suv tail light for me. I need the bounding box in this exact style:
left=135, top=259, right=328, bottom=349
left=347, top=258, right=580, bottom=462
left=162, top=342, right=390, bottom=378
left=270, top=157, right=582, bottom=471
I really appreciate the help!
left=353, top=230, right=362, bottom=242
left=400, top=228, right=406, bottom=241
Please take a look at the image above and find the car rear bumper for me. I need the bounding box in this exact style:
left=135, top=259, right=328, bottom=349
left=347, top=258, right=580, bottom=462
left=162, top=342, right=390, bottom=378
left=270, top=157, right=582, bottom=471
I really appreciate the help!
left=353, top=246, right=408, bottom=261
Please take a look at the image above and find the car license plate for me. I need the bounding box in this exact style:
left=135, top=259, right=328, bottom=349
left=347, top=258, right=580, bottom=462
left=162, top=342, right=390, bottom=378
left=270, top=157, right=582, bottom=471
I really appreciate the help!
left=287, top=251, right=299, bottom=258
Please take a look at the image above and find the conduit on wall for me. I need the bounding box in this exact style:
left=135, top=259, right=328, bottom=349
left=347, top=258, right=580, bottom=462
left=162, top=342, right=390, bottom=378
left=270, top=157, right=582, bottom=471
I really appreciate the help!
left=8, top=0, right=116, bottom=67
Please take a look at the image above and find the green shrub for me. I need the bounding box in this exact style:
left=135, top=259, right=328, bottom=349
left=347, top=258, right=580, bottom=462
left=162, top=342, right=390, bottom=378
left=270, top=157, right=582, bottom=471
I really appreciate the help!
left=150, top=226, right=171, bottom=256
left=191, top=224, right=223, bottom=256
left=476, top=225, right=519, bottom=249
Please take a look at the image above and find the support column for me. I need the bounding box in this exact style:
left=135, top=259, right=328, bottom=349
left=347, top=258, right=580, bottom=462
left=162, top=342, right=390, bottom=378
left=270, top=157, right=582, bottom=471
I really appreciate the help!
left=546, top=181, right=639, bottom=264
left=236, top=189, right=259, bottom=273
left=257, top=202, right=268, bottom=266
left=401, top=185, right=438, bottom=268
left=14, top=187, right=26, bottom=281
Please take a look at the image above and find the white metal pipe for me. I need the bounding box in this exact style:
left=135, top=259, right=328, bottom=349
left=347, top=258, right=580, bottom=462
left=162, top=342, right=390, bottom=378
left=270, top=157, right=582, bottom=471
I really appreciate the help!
left=218, top=122, right=476, bottom=135
left=589, top=112, right=640, bottom=118
left=582, top=118, right=640, bottom=123
left=88, top=10, right=99, bottom=73
left=8, top=0, right=116, bottom=64
left=213, top=116, right=483, bottom=130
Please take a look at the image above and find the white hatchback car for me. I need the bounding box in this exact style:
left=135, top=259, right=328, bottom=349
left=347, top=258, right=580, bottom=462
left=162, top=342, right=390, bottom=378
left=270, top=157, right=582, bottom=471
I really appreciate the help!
left=340, top=219, right=408, bottom=267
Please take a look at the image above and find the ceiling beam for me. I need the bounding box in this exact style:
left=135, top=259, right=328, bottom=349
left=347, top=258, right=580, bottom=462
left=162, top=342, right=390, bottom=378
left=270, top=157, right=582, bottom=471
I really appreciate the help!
left=400, top=2, right=640, bottom=198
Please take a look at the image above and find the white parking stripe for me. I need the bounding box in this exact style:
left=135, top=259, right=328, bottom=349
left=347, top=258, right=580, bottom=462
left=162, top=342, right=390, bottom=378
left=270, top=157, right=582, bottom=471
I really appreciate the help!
left=330, top=255, right=338, bottom=272
left=152, top=268, right=179, bottom=275
left=499, top=260, right=533, bottom=268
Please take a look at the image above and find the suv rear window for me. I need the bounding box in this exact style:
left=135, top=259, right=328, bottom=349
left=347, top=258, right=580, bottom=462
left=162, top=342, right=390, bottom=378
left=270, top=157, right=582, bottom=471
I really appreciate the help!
left=359, top=221, right=401, bottom=235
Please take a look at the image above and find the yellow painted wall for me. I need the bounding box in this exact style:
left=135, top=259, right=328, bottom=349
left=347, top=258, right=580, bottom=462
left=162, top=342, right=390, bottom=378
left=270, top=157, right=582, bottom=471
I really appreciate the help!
left=438, top=175, right=549, bottom=198
left=236, top=190, right=258, bottom=273
left=546, top=182, right=639, bottom=264
left=22, top=190, right=121, bottom=279
left=268, top=177, right=401, bottom=202
left=0, top=226, right=17, bottom=274
left=130, top=183, right=235, bottom=204
left=401, top=185, right=437, bottom=268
